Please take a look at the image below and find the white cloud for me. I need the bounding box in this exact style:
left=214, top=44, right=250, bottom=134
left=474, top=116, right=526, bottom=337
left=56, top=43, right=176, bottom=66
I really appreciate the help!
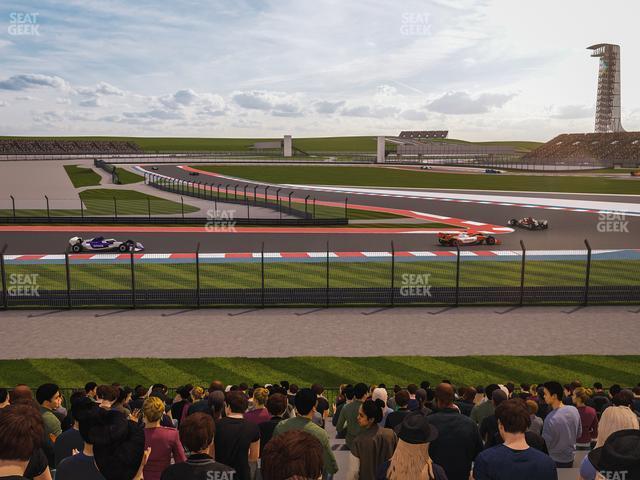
left=78, top=97, right=104, bottom=108
left=427, top=91, right=515, bottom=114
left=0, top=101, right=7, bottom=107
left=232, top=90, right=303, bottom=116
left=0, top=74, right=70, bottom=91
left=550, top=104, right=594, bottom=119
left=341, top=105, right=401, bottom=118
left=400, top=109, right=429, bottom=121
left=314, top=100, right=345, bottom=114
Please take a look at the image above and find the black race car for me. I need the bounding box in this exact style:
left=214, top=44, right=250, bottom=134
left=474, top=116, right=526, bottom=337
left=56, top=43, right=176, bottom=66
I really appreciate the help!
left=508, top=217, right=549, bottom=230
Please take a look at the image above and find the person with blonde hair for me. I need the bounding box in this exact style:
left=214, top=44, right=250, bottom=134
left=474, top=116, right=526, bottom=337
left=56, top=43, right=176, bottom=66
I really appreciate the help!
left=573, top=387, right=598, bottom=450
left=245, top=387, right=271, bottom=425
left=578, top=405, right=639, bottom=480
left=142, top=396, right=186, bottom=480
left=377, top=412, right=446, bottom=480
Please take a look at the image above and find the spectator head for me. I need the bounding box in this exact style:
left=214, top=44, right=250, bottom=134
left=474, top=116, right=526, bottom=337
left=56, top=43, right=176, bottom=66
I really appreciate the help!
left=407, top=384, right=418, bottom=395
left=354, top=383, right=368, bottom=400
left=72, top=396, right=100, bottom=443
left=9, top=385, right=32, bottom=404
left=179, top=412, right=215, bottom=455
left=525, top=399, right=539, bottom=416
left=261, top=430, right=323, bottom=480
left=266, top=393, right=287, bottom=417
left=85, top=382, right=98, bottom=396
left=288, top=384, right=299, bottom=395
left=357, top=399, right=383, bottom=428
left=0, top=388, right=8, bottom=408
left=208, top=380, right=225, bottom=393
left=610, top=384, right=622, bottom=397
left=253, top=388, right=269, bottom=408
left=420, top=381, right=430, bottom=390
left=462, top=387, right=477, bottom=403
left=116, top=386, right=132, bottom=406
left=35, top=383, right=61, bottom=410
left=310, top=383, right=324, bottom=396
left=191, top=386, right=205, bottom=401
left=133, top=385, right=147, bottom=399
left=595, top=406, right=640, bottom=448
left=294, top=388, right=317, bottom=417
left=485, top=384, right=500, bottom=401
left=96, top=385, right=118, bottom=403
left=613, top=390, right=636, bottom=409
left=496, top=399, right=531, bottom=437
left=394, top=390, right=410, bottom=408
left=225, top=391, right=248, bottom=415
left=372, top=387, right=388, bottom=405
left=238, top=383, right=248, bottom=392
left=434, top=383, right=455, bottom=409
left=387, top=412, right=439, bottom=479
left=0, top=403, right=44, bottom=464
left=594, top=382, right=604, bottom=391
left=492, top=389, right=508, bottom=407
left=207, top=390, right=226, bottom=419
left=505, top=382, right=515, bottom=395
left=280, top=381, right=290, bottom=391
left=588, top=430, right=640, bottom=480
left=415, top=389, right=427, bottom=407
left=91, top=410, right=146, bottom=480
left=572, top=387, right=592, bottom=407
left=176, top=385, right=192, bottom=400
left=142, top=396, right=165, bottom=423
left=543, top=381, right=564, bottom=405
left=344, top=385, right=355, bottom=401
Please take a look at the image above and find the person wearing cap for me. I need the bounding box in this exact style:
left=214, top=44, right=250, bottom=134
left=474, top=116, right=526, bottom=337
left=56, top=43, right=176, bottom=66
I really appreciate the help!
left=585, top=429, right=640, bottom=480
left=376, top=411, right=447, bottom=480
left=427, top=383, right=483, bottom=480
left=346, top=399, right=397, bottom=480
left=473, top=399, right=556, bottom=480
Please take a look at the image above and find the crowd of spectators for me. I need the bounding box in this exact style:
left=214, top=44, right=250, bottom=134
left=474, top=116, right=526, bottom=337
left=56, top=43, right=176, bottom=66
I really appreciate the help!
left=0, top=139, right=142, bottom=156
left=0, top=378, right=639, bottom=480
left=523, top=132, right=640, bottom=167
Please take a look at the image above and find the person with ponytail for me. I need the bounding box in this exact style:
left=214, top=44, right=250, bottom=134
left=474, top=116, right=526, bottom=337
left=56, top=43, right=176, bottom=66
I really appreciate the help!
left=573, top=387, right=598, bottom=450
left=346, top=399, right=397, bottom=480
left=377, top=412, right=447, bottom=480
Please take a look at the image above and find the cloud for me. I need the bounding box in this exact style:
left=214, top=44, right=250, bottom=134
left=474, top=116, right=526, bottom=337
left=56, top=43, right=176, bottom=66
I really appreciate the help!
left=314, top=100, right=345, bottom=114
left=0, top=39, right=12, bottom=49
left=232, top=91, right=274, bottom=110
left=159, top=89, right=226, bottom=114
left=78, top=97, right=104, bottom=107
left=400, top=109, right=429, bottom=121
left=550, top=104, right=594, bottom=119
left=0, top=101, right=7, bottom=107
left=15, top=95, right=37, bottom=101
left=341, top=105, right=400, bottom=118
left=123, top=109, right=184, bottom=120
left=94, top=82, right=125, bottom=96
left=427, top=91, right=515, bottom=114
left=232, top=90, right=303, bottom=117
left=0, top=74, right=70, bottom=91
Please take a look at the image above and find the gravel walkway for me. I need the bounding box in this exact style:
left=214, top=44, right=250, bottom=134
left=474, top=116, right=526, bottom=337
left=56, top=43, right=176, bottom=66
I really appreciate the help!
left=1, top=306, right=638, bottom=359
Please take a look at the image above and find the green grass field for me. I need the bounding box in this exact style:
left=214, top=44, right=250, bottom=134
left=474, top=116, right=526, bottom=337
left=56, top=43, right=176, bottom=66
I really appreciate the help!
left=193, top=165, right=640, bottom=195
left=79, top=189, right=198, bottom=215
left=0, top=355, right=638, bottom=390
left=115, top=168, right=144, bottom=184
left=63, top=165, right=101, bottom=187
left=6, top=259, right=637, bottom=291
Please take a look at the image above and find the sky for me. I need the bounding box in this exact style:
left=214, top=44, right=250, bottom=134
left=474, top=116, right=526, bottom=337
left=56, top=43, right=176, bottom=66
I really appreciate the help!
left=0, top=0, right=639, bottom=141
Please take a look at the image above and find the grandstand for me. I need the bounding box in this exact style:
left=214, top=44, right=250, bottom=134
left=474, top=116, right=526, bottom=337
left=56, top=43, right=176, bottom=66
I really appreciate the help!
left=522, top=132, right=640, bottom=169
left=0, top=139, right=142, bottom=155
left=399, top=130, right=448, bottom=139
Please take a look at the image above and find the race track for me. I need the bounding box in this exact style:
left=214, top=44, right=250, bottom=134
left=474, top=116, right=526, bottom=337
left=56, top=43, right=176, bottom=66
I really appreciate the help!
left=1, top=164, right=638, bottom=254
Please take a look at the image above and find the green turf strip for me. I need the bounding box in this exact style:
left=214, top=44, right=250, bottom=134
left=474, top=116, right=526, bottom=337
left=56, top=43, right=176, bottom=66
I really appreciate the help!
left=5, top=260, right=638, bottom=290
left=78, top=189, right=198, bottom=215
left=115, top=168, right=144, bottom=184
left=0, top=356, right=638, bottom=390
left=193, top=165, right=640, bottom=195
left=63, top=165, right=101, bottom=188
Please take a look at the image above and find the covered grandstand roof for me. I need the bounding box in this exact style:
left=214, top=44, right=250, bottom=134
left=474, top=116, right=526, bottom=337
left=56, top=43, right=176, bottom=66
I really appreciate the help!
left=399, top=130, right=448, bottom=139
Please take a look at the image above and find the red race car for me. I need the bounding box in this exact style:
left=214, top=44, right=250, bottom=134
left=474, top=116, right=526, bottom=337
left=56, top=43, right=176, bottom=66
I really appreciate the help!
left=437, top=231, right=501, bottom=246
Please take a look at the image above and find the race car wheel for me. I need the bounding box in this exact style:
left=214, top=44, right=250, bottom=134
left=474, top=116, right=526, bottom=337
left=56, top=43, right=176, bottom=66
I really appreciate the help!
left=508, top=219, right=517, bottom=226
left=542, top=224, right=549, bottom=230
left=71, top=244, right=82, bottom=253
left=486, top=236, right=496, bottom=245
left=118, top=244, right=129, bottom=252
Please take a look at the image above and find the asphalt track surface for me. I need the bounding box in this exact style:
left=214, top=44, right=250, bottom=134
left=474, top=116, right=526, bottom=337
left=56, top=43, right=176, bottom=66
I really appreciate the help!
left=1, top=164, right=638, bottom=254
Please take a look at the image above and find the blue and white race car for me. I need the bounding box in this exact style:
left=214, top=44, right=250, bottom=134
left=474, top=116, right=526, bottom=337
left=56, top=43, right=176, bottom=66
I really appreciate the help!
left=68, top=236, right=144, bottom=253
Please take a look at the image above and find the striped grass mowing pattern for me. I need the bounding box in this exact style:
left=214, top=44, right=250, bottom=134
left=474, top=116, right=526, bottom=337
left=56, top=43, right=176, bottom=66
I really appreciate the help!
left=0, top=356, right=638, bottom=391
left=5, top=260, right=640, bottom=290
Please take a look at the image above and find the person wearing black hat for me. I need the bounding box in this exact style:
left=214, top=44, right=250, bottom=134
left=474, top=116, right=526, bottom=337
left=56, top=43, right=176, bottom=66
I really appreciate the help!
left=587, top=429, right=640, bottom=480
left=473, top=399, right=556, bottom=480
left=376, top=412, right=447, bottom=480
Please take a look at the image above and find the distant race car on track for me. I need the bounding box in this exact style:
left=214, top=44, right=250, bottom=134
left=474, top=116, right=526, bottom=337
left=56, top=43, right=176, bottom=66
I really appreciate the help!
left=508, top=217, right=549, bottom=230
left=437, top=231, right=500, bottom=246
left=68, top=236, right=144, bottom=253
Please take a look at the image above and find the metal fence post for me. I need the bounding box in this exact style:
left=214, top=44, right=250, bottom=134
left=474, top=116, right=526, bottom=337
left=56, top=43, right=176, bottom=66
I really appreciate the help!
left=261, top=242, right=265, bottom=308
left=147, top=198, right=151, bottom=220
left=391, top=241, right=395, bottom=307
left=313, top=198, right=316, bottom=219
left=181, top=196, right=185, bottom=219
left=0, top=244, right=7, bottom=310
left=80, top=199, right=84, bottom=219
left=234, top=184, right=238, bottom=200
left=10, top=195, right=15, bottom=220
left=225, top=184, right=229, bottom=200
left=584, top=239, right=592, bottom=306
left=305, top=195, right=310, bottom=217
left=455, top=243, right=461, bottom=307
left=344, top=197, right=348, bottom=220
left=264, top=186, right=269, bottom=204
left=113, top=197, right=118, bottom=221
left=253, top=185, right=258, bottom=203
left=130, top=251, right=136, bottom=309
left=65, top=251, right=71, bottom=309
left=195, top=243, right=200, bottom=309
left=288, top=192, right=293, bottom=213
left=519, top=240, right=526, bottom=307
left=45, top=195, right=50, bottom=221
left=326, top=241, right=330, bottom=308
